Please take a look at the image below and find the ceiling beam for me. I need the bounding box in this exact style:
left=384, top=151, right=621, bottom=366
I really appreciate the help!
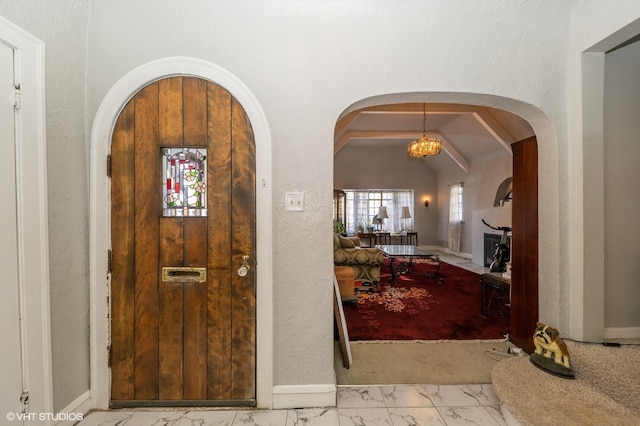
left=334, top=104, right=480, bottom=150
left=336, top=130, right=470, bottom=172
left=333, top=109, right=360, bottom=149
left=352, top=103, right=482, bottom=114
left=473, top=108, right=516, bottom=154
left=334, top=104, right=482, bottom=152
left=333, top=103, right=524, bottom=168
left=439, top=134, right=470, bottom=172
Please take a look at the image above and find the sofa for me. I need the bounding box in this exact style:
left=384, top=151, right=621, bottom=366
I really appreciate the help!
left=333, top=233, right=384, bottom=285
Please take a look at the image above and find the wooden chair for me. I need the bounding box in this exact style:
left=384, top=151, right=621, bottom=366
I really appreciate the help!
left=377, top=232, right=391, bottom=245
left=405, top=232, right=418, bottom=246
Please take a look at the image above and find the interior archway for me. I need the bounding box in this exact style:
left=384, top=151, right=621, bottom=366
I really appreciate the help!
left=333, top=92, right=559, bottom=379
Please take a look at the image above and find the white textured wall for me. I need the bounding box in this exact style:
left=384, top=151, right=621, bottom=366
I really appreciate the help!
left=567, top=0, right=640, bottom=340
left=0, top=0, right=90, bottom=412
left=85, top=0, right=572, bottom=388
left=334, top=145, right=438, bottom=243
left=436, top=152, right=512, bottom=256
left=3, top=0, right=640, bottom=410
left=604, top=40, right=640, bottom=329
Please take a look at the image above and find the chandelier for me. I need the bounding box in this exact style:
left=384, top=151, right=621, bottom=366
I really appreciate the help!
left=407, top=103, right=442, bottom=158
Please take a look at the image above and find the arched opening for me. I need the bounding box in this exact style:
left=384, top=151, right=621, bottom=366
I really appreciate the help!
left=333, top=93, right=556, bottom=382
left=90, top=57, right=273, bottom=409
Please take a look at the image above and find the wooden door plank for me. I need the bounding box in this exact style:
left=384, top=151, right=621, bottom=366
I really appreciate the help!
left=112, top=76, right=257, bottom=404
left=158, top=218, right=184, bottom=400
left=511, top=136, right=539, bottom=353
left=183, top=217, right=208, bottom=400
left=184, top=77, right=208, bottom=146
left=133, top=82, right=161, bottom=400
left=110, top=99, right=136, bottom=400
left=159, top=77, right=183, bottom=146
left=206, top=82, right=233, bottom=400
left=230, top=98, right=256, bottom=400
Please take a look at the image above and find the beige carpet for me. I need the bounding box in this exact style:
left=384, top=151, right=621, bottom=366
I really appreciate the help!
left=492, top=340, right=640, bottom=426
left=335, top=339, right=513, bottom=385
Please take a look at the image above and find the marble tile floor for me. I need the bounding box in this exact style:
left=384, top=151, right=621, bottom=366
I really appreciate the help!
left=79, top=384, right=506, bottom=426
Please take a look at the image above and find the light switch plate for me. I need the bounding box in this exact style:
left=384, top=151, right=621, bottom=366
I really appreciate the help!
left=285, top=192, right=305, bottom=211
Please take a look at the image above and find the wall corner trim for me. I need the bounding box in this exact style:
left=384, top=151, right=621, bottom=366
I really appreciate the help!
left=604, top=326, right=640, bottom=340
left=54, top=391, right=91, bottom=426
left=272, top=384, right=337, bottom=409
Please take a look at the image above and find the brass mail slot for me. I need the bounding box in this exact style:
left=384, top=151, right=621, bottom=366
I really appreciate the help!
left=162, top=267, right=206, bottom=283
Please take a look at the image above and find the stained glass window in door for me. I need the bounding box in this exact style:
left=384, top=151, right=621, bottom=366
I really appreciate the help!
left=162, top=147, right=207, bottom=216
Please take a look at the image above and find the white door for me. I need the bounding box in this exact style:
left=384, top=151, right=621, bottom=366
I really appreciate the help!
left=0, top=40, right=26, bottom=418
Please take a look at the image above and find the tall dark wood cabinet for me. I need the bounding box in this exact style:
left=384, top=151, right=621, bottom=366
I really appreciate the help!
left=333, top=190, right=346, bottom=233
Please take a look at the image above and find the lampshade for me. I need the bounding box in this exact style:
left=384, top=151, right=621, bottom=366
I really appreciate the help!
left=494, top=201, right=512, bottom=229
left=377, top=206, right=389, bottom=219
left=400, top=206, right=412, bottom=219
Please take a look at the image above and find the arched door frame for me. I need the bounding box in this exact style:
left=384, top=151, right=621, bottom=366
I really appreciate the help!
left=336, top=92, right=562, bottom=333
left=89, top=57, right=273, bottom=409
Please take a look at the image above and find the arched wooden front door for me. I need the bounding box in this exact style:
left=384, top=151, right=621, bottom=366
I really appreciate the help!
left=109, top=76, right=256, bottom=407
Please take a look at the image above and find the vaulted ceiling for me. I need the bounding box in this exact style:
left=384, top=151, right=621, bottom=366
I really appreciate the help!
left=334, top=103, right=535, bottom=173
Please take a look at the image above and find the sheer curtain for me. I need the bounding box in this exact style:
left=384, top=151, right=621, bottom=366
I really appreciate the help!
left=345, top=190, right=413, bottom=234
left=448, top=183, right=463, bottom=252
left=344, top=191, right=369, bottom=234
left=392, top=191, right=413, bottom=232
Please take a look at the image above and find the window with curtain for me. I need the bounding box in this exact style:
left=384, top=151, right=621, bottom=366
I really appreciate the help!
left=448, top=183, right=464, bottom=252
left=449, top=183, right=463, bottom=222
left=343, top=189, right=413, bottom=234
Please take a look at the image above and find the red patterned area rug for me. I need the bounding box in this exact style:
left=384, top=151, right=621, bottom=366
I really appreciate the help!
left=343, top=260, right=510, bottom=341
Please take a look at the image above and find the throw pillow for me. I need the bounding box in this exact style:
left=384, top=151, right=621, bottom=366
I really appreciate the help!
left=333, top=234, right=342, bottom=251
left=338, top=234, right=356, bottom=248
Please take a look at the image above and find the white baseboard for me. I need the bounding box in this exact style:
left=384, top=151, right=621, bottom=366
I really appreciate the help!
left=54, top=391, right=91, bottom=426
left=604, top=326, right=640, bottom=339
left=272, top=384, right=336, bottom=409
left=453, top=250, right=472, bottom=259
left=424, top=245, right=473, bottom=260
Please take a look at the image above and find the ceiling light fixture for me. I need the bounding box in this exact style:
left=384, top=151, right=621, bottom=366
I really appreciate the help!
left=407, top=103, right=442, bottom=158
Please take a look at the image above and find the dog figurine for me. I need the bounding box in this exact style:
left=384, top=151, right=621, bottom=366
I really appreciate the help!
left=533, top=322, right=570, bottom=368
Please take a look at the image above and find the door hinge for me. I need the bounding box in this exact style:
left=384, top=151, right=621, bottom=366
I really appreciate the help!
left=106, top=154, right=112, bottom=177
left=107, top=344, right=112, bottom=368
left=20, top=390, right=29, bottom=413
left=14, top=84, right=21, bottom=110
left=107, top=249, right=112, bottom=274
